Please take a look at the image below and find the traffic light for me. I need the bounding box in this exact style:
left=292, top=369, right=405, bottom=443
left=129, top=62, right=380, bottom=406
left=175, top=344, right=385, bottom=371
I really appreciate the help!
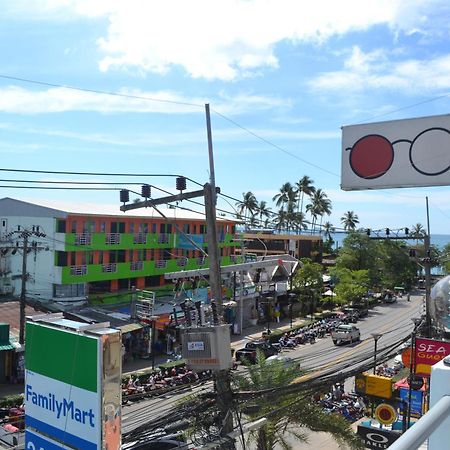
left=176, top=176, right=187, bottom=191
left=141, top=184, right=151, bottom=198
left=120, top=189, right=129, bottom=204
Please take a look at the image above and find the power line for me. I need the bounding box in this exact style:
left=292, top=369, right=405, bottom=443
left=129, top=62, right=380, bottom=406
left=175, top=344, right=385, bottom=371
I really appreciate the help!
left=0, top=74, right=204, bottom=109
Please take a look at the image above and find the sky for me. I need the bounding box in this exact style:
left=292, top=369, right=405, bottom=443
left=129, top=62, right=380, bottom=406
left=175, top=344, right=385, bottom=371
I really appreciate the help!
left=2, top=0, right=450, bottom=234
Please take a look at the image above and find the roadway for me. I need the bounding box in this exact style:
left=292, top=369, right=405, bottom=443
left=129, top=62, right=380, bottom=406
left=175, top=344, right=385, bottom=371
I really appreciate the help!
left=121, top=294, right=424, bottom=441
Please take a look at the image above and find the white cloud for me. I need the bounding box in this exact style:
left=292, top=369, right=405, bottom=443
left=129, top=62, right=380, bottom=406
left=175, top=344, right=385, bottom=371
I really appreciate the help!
left=0, top=85, right=285, bottom=116
left=309, top=46, right=450, bottom=94
left=4, top=0, right=448, bottom=80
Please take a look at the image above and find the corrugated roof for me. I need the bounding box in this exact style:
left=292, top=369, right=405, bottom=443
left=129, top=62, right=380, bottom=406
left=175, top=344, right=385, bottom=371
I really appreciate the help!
left=117, top=323, right=143, bottom=333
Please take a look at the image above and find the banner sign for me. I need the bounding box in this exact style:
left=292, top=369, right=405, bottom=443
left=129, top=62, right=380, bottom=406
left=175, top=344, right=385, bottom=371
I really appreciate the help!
left=415, top=337, right=450, bottom=376
left=25, top=318, right=122, bottom=450
left=357, top=425, right=400, bottom=449
left=354, top=373, right=392, bottom=399
left=177, top=233, right=204, bottom=250
left=342, top=114, right=450, bottom=190
left=399, top=388, right=423, bottom=417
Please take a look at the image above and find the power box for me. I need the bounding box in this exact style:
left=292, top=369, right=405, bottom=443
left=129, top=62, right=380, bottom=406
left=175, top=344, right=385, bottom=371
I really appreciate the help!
left=181, top=324, right=232, bottom=371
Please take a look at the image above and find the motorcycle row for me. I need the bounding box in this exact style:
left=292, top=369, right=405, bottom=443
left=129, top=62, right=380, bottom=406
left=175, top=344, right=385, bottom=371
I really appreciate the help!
left=122, top=367, right=213, bottom=403
left=270, top=314, right=355, bottom=350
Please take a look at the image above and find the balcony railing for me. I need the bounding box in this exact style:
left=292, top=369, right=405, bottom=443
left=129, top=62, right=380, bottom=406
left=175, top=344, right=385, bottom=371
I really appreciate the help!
left=101, top=263, right=117, bottom=273
left=70, top=265, right=87, bottom=276
left=133, top=233, right=147, bottom=244
left=177, top=257, right=188, bottom=267
left=75, top=233, right=92, bottom=246
left=130, top=261, right=144, bottom=271
left=197, top=256, right=206, bottom=266
left=155, top=260, right=167, bottom=269
left=106, top=233, right=121, bottom=245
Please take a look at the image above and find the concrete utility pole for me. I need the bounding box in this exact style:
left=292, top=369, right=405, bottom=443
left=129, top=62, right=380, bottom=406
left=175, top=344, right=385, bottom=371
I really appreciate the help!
left=0, top=228, right=47, bottom=345
left=204, top=104, right=235, bottom=443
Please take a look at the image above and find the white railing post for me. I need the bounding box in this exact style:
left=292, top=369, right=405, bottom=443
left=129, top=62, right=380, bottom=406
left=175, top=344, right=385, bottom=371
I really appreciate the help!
left=429, top=356, right=450, bottom=450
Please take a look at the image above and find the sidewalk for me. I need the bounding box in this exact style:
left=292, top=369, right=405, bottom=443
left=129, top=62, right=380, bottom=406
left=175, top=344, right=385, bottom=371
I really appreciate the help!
left=0, top=316, right=309, bottom=400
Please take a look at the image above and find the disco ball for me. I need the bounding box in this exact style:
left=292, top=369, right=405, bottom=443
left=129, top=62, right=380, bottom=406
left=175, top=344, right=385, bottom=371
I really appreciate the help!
left=430, top=275, right=450, bottom=332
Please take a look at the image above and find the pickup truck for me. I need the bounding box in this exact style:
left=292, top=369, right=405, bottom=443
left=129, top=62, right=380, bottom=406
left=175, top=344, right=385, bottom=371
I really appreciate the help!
left=331, top=324, right=360, bottom=345
left=235, top=341, right=279, bottom=364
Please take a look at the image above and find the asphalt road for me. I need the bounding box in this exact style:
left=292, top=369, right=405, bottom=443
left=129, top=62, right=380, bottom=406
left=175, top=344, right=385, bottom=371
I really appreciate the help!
left=121, top=294, right=424, bottom=443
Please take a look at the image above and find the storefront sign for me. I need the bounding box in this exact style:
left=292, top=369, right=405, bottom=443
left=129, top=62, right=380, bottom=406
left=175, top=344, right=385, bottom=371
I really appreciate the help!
left=375, top=403, right=397, bottom=425
left=357, top=425, right=400, bottom=449
left=25, top=429, right=72, bottom=450
left=355, top=373, right=393, bottom=399
left=25, top=319, right=121, bottom=450
left=342, top=114, right=450, bottom=190
left=399, top=387, right=424, bottom=417
left=415, top=338, right=450, bottom=376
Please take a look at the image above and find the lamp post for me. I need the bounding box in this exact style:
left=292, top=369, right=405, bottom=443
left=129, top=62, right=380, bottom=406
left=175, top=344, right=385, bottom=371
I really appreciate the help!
left=371, top=333, right=383, bottom=374
left=406, top=317, right=422, bottom=428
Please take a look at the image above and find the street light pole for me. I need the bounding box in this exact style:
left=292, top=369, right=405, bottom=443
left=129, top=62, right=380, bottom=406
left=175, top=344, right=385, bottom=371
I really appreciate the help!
left=371, top=333, right=383, bottom=375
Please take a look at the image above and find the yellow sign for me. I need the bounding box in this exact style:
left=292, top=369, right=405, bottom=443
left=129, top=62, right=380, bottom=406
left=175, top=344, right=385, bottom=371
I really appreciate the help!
left=365, top=374, right=393, bottom=399
left=375, top=403, right=397, bottom=425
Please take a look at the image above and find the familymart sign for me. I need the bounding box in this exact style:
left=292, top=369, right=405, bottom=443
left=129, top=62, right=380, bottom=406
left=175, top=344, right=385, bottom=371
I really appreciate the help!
left=25, top=317, right=121, bottom=450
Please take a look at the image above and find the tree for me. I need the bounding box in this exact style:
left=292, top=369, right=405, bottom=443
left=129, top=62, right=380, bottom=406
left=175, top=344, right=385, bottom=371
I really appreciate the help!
left=411, top=223, right=426, bottom=244
left=256, top=201, right=272, bottom=228
left=306, top=189, right=331, bottom=233
left=295, top=175, right=316, bottom=215
left=272, top=182, right=297, bottom=212
left=322, top=221, right=336, bottom=253
left=236, top=191, right=258, bottom=227
left=341, top=211, right=359, bottom=231
left=234, top=353, right=364, bottom=450
left=292, top=258, right=323, bottom=317
left=331, top=267, right=370, bottom=304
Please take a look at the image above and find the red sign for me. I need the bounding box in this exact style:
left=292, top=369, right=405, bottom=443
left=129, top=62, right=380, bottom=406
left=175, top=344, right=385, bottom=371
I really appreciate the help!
left=415, top=338, right=450, bottom=376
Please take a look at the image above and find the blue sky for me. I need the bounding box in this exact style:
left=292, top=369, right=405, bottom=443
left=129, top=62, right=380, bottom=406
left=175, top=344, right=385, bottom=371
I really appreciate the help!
left=2, top=1, right=450, bottom=234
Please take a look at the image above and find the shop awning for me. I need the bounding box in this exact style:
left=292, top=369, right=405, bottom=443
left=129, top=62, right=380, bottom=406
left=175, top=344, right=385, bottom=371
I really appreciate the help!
left=0, top=342, right=15, bottom=351
left=118, top=323, right=143, bottom=333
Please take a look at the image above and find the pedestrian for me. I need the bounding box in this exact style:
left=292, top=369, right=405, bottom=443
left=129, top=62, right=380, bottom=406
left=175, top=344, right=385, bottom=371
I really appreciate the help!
left=407, top=293, right=411, bottom=302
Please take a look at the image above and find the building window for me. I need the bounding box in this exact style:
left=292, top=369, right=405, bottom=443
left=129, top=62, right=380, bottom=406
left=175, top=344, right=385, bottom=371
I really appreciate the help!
left=100, top=222, right=106, bottom=232
left=70, top=252, right=76, bottom=265
left=152, top=223, right=157, bottom=233
left=129, top=222, right=135, bottom=233
left=56, top=219, right=66, bottom=233
left=200, top=225, right=206, bottom=234
left=98, top=251, right=104, bottom=265
left=183, top=224, right=190, bottom=234
left=71, top=221, right=77, bottom=233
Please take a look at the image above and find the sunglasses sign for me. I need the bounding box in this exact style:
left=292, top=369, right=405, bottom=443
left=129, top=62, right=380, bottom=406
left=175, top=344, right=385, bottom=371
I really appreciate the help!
left=341, top=114, right=450, bottom=190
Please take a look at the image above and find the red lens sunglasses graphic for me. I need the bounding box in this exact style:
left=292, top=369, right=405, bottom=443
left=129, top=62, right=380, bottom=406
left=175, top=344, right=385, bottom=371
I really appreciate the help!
left=346, top=128, right=450, bottom=179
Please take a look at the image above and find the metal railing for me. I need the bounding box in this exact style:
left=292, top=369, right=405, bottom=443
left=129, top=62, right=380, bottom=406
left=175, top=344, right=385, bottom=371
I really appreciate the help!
left=389, top=396, right=450, bottom=450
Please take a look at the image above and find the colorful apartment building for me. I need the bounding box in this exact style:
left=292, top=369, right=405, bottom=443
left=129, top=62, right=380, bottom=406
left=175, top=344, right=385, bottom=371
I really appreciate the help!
left=0, top=198, right=239, bottom=303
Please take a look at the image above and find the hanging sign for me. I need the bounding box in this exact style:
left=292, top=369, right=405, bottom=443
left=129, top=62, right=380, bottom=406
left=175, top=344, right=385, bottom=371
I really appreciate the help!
left=415, top=337, right=450, bottom=376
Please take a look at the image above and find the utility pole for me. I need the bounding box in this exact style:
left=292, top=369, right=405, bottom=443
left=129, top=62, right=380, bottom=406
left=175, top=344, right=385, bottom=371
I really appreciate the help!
left=19, top=232, right=28, bottom=345
left=204, top=104, right=235, bottom=444
left=0, top=228, right=47, bottom=345
left=424, top=197, right=432, bottom=338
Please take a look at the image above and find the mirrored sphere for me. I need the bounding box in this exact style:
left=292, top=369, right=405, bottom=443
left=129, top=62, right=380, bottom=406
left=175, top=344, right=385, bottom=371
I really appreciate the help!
left=430, top=275, right=450, bottom=332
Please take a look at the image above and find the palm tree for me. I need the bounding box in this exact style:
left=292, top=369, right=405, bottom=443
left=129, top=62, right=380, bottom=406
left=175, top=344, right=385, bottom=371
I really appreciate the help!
left=295, top=175, right=316, bottom=215
left=322, top=221, right=335, bottom=240
left=234, top=353, right=364, bottom=450
left=411, top=223, right=426, bottom=244
left=256, top=201, right=272, bottom=228
left=272, top=182, right=297, bottom=212
left=274, top=209, right=289, bottom=232
left=306, top=189, right=331, bottom=233
left=341, top=211, right=359, bottom=231
left=236, top=191, right=258, bottom=227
